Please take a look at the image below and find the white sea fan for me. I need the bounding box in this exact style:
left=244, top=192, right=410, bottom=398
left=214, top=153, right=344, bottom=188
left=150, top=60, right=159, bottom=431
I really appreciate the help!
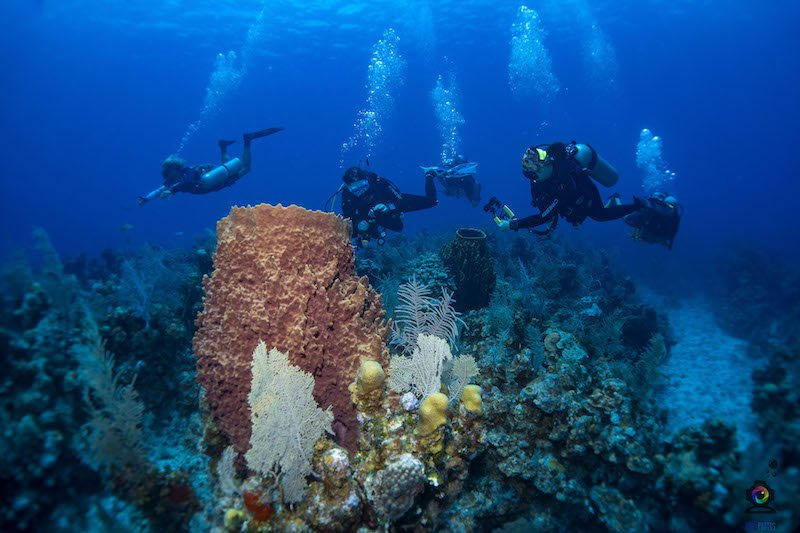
left=245, top=341, right=334, bottom=503
left=218, top=446, right=239, bottom=497
left=388, top=333, right=453, bottom=399
left=446, top=355, right=480, bottom=402
left=390, top=278, right=463, bottom=354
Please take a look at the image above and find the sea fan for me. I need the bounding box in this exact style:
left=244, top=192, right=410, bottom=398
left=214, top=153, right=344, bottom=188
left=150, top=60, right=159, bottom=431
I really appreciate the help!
left=390, top=277, right=463, bottom=354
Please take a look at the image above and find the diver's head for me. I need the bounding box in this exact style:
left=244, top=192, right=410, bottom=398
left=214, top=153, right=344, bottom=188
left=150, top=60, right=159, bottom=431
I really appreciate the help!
left=161, top=155, right=187, bottom=184
left=342, top=166, right=368, bottom=184
left=342, top=166, right=370, bottom=197
left=342, top=166, right=358, bottom=184
left=522, top=145, right=553, bottom=181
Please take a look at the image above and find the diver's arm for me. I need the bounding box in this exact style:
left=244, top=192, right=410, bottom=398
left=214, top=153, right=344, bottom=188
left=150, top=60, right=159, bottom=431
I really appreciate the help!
left=510, top=212, right=552, bottom=230
left=510, top=194, right=558, bottom=229
left=138, top=185, right=168, bottom=205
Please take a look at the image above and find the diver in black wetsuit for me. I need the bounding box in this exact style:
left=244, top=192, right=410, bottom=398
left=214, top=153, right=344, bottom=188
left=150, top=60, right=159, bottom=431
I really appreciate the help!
left=138, top=127, right=283, bottom=205
left=497, top=141, right=644, bottom=235
left=340, top=166, right=438, bottom=245
left=624, top=192, right=682, bottom=250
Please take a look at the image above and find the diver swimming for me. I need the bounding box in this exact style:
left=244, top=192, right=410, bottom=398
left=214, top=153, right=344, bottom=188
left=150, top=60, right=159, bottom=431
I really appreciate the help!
left=138, top=127, right=283, bottom=205
left=623, top=191, right=682, bottom=250
left=332, top=165, right=438, bottom=246
left=494, top=140, right=682, bottom=248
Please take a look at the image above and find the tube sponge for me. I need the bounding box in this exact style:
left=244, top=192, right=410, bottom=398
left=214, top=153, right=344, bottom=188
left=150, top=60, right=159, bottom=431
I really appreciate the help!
left=417, top=393, right=448, bottom=435
left=461, top=385, right=482, bottom=415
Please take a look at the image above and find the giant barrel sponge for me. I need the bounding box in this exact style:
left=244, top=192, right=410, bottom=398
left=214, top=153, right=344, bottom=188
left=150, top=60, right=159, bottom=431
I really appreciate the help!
left=193, top=204, right=389, bottom=455
left=440, top=227, right=496, bottom=312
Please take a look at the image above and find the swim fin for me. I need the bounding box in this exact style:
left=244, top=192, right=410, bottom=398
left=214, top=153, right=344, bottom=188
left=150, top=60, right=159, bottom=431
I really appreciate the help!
left=243, top=127, right=284, bottom=142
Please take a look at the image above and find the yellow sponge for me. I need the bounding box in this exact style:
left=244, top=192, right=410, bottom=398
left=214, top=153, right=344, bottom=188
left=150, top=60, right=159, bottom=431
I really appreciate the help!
left=461, top=385, right=482, bottom=415
left=356, top=360, right=385, bottom=393
left=223, top=508, right=245, bottom=531
left=418, top=392, right=448, bottom=435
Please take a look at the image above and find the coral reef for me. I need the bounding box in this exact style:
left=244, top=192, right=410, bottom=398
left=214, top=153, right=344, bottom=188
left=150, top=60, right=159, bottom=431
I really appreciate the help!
left=403, top=251, right=456, bottom=297
left=4, top=224, right=797, bottom=532
left=713, top=247, right=800, bottom=342
left=365, top=453, right=426, bottom=523
left=0, top=248, right=94, bottom=530
left=206, top=351, right=484, bottom=531
left=0, top=231, right=205, bottom=532
left=656, top=420, right=739, bottom=531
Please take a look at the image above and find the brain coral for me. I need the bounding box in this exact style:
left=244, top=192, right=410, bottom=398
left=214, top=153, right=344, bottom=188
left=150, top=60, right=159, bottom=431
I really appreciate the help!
left=193, top=204, right=389, bottom=454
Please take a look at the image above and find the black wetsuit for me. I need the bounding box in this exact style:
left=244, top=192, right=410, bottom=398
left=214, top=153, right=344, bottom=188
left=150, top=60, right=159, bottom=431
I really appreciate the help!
left=342, top=169, right=437, bottom=241
left=511, top=142, right=638, bottom=232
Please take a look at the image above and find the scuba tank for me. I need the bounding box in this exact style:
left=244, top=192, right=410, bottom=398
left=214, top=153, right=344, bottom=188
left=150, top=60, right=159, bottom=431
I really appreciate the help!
left=200, top=158, right=244, bottom=189
left=571, top=143, right=619, bottom=187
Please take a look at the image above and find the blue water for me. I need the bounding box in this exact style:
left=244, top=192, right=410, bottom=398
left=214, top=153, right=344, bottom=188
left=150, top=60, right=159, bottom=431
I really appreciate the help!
left=1, top=0, right=799, bottom=274
left=3, top=3, right=800, bottom=530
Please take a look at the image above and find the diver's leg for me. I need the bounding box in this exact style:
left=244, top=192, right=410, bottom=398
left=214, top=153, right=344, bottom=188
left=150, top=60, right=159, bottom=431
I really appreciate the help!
left=243, top=127, right=284, bottom=143
left=399, top=173, right=438, bottom=212
left=218, top=139, right=236, bottom=163
left=425, top=173, right=437, bottom=201
left=397, top=193, right=437, bottom=213
left=588, top=202, right=639, bottom=222
left=468, top=181, right=482, bottom=206
left=584, top=183, right=638, bottom=222
left=241, top=137, right=253, bottom=176
left=239, top=127, right=283, bottom=177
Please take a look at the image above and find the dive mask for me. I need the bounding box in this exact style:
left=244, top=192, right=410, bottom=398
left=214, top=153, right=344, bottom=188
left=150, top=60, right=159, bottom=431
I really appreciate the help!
left=347, top=179, right=369, bottom=197
left=522, top=145, right=550, bottom=180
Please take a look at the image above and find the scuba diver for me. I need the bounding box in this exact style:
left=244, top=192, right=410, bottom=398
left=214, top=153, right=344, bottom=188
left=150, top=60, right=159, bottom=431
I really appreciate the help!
left=138, top=127, right=283, bottom=205
left=420, top=155, right=482, bottom=207
left=496, top=141, right=644, bottom=234
left=335, top=166, right=438, bottom=246
left=623, top=192, right=682, bottom=250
